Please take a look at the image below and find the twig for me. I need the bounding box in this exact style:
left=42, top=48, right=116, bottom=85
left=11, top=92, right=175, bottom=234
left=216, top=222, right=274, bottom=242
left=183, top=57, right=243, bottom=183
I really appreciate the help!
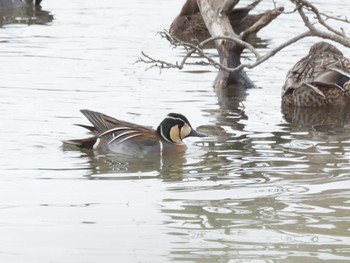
left=296, top=3, right=350, bottom=48
left=138, top=30, right=313, bottom=73
left=293, top=0, right=347, bottom=37
left=320, top=12, right=350, bottom=24
left=241, top=6, right=285, bottom=40
left=139, top=0, right=350, bottom=77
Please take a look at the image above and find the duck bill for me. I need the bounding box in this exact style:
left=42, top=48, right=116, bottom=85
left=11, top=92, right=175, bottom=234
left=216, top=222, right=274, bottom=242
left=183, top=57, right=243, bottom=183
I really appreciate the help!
left=189, top=129, right=206, bottom=138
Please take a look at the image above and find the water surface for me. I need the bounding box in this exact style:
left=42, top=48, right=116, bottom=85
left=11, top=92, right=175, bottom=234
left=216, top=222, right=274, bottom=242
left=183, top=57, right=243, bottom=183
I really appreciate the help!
left=1, top=0, right=350, bottom=262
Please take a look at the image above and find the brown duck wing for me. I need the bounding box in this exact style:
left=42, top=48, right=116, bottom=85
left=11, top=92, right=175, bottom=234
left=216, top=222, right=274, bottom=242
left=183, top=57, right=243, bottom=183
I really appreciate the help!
left=282, top=43, right=346, bottom=96
left=80, top=109, right=159, bottom=143
left=282, top=56, right=313, bottom=96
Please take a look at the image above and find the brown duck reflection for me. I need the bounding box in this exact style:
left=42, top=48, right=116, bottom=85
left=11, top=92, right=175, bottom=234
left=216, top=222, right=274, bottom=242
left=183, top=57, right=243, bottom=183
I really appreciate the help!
left=197, top=80, right=350, bottom=179
left=282, top=105, right=350, bottom=130
left=0, top=0, right=53, bottom=27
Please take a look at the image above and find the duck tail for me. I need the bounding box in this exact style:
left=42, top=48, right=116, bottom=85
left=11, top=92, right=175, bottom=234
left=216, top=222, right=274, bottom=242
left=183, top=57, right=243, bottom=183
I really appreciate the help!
left=62, top=137, right=97, bottom=149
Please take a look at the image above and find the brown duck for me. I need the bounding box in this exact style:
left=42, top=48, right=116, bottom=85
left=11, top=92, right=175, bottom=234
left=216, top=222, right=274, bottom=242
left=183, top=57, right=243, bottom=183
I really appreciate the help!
left=282, top=42, right=350, bottom=107
left=169, top=0, right=264, bottom=42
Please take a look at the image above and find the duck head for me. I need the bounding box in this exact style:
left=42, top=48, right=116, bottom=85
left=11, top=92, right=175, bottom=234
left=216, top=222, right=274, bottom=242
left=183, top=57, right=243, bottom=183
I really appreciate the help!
left=309, top=41, right=343, bottom=58
left=157, top=113, right=206, bottom=144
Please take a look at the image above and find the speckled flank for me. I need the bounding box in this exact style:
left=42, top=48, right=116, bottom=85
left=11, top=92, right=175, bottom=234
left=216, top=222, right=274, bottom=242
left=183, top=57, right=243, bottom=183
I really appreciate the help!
left=282, top=42, right=350, bottom=107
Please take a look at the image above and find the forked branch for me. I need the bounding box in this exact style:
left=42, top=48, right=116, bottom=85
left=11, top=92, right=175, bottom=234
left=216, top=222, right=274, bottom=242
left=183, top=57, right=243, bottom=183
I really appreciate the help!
left=138, top=0, right=350, bottom=85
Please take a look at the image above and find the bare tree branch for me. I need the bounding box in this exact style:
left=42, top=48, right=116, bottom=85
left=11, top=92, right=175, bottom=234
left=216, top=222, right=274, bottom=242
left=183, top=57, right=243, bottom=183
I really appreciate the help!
left=320, top=12, right=350, bottom=24
left=138, top=0, right=350, bottom=89
left=138, top=30, right=313, bottom=73
left=295, top=2, right=350, bottom=48
left=241, top=6, right=284, bottom=40
left=292, top=0, right=346, bottom=37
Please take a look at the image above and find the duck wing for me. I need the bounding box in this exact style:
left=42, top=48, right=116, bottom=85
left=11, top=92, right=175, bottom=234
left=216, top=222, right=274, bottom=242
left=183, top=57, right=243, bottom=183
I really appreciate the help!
left=282, top=42, right=348, bottom=96
left=80, top=109, right=159, bottom=144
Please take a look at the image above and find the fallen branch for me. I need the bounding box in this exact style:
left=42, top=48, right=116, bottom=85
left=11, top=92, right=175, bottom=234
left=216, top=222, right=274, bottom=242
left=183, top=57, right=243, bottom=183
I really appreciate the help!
left=138, top=30, right=312, bottom=73
left=138, top=0, right=350, bottom=90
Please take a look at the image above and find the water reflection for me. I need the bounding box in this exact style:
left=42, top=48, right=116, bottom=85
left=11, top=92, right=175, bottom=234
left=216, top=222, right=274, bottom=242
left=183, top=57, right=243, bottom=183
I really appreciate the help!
left=162, top=184, right=350, bottom=262
left=282, top=105, right=350, bottom=130
left=192, top=83, right=350, bottom=181
left=0, top=2, right=53, bottom=27
left=1, top=0, right=350, bottom=261
left=62, top=144, right=190, bottom=180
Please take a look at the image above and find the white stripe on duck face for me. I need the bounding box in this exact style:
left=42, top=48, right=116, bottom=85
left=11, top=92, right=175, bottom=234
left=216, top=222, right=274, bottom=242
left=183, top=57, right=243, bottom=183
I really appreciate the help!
left=160, top=126, right=172, bottom=143
left=165, top=114, right=188, bottom=124
left=160, top=115, right=189, bottom=144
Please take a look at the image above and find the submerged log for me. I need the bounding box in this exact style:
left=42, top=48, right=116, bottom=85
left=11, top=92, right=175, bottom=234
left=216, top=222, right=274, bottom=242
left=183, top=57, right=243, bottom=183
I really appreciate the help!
left=197, top=0, right=252, bottom=90
left=197, top=0, right=283, bottom=91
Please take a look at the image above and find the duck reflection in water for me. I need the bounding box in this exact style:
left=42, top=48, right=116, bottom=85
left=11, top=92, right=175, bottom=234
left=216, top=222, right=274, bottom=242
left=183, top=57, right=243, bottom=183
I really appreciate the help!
left=70, top=150, right=188, bottom=178
left=63, top=110, right=206, bottom=175
left=282, top=105, right=350, bottom=132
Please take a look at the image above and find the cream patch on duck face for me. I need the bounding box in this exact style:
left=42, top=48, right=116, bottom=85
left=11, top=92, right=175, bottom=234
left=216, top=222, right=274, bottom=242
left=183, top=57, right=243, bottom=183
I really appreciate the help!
left=169, top=125, right=182, bottom=144
left=180, top=123, right=191, bottom=139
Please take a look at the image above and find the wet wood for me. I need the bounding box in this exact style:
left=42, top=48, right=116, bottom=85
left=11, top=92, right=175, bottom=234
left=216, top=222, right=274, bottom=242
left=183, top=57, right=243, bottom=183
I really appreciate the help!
left=197, top=0, right=255, bottom=90
left=197, top=0, right=284, bottom=91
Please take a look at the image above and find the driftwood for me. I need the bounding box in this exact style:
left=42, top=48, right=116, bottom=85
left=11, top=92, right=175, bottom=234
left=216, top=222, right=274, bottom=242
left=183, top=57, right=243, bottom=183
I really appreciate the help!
left=197, top=0, right=283, bottom=90
left=139, top=0, right=350, bottom=93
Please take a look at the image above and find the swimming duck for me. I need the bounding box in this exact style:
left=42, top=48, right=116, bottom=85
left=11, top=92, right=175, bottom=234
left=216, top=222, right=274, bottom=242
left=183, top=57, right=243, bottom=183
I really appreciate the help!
left=282, top=41, right=350, bottom=107
left=63, top=110, right=205, bottom=156
left=169, top=0, right=264, bottom=42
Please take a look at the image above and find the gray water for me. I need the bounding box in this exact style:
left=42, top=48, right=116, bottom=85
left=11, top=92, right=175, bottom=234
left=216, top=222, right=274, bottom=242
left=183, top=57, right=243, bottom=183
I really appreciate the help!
left=1, top=0, right=350, bottom=262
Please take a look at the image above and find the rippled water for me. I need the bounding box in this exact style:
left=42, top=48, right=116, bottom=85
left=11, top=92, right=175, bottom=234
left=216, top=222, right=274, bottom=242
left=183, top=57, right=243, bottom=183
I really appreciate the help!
left=1, top=0, right=350, bottom=262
